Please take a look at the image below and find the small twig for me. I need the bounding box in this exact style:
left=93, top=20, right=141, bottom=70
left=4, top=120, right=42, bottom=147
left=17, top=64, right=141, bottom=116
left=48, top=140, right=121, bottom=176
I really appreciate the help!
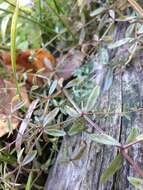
left=14, top=166, right=21, bottom=184
left=121, top=149, right=143, bottom=177
left=100, top=22, right=114, bottom=41
left=128, top=0, right=143, bottom=17
left=83, top=115, right=104, bottom=133
left=123, top=139, right=142, bottom=150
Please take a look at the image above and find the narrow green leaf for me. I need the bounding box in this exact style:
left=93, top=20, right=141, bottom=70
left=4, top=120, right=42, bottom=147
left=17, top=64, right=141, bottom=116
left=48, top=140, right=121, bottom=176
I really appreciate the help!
left=22, top=150, right=37, bottom=166
left=65, top=105, right=79, bottom=117
left=45, top=128, right=66, bottom=137
left=68, top=119, right=85, bottom=136
left=136, top=133, right=143, bottom=141
left=126, top=128, right=138, bottom=144
left=99, top=48, right=109, bottom=65
left=89, top=133, right=121, bottom=146
left=128, top=176, right=143, bottom=190
left=108, top=38, right=134, bottom=49
left=17, top=148, right=24, bottom=164
left=65, top=77, right=85, bottom=88
left=103, top=69, right=113, bottom=92
left=101, top=154, right=122, bottom=183
left=79, top=27, right=85, bottom=44
left=43, top=108, right=59, bottom=127
left=90, top=7, right=106, bottom=17
left=0, top=154, right=16, bottom=165
left=124, top=112, right=131, bottom=121
left=49, top=80, right=57, bottom=95
left=53, top=0, right=64, bottom=14
left=85, top=85, right=100, bottom=112
left=25, top=171, right=33, bottom=190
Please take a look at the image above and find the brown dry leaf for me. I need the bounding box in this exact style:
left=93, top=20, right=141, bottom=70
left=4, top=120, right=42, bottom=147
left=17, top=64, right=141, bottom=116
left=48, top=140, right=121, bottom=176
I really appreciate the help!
left=0, top=79, right=29, bottom=137
left=56, top=49, right=85, bottom=80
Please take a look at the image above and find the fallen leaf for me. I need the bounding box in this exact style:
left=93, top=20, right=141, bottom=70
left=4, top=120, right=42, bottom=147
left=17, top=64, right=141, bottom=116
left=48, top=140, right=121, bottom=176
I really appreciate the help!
left=56, top=49, right=85, bottom=80
left=0, top=79, right=29, bottom=137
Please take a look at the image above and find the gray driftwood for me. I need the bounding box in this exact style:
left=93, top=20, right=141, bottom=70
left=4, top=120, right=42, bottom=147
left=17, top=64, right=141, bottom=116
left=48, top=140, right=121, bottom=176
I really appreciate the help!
left=45, top=23, right=143, bottom=190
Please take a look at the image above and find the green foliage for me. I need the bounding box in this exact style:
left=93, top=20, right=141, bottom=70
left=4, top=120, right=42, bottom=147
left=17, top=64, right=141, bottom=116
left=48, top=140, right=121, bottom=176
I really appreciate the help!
left=128, top=176, right=143, bottom=190
left=126, top=128, right=139, bottom=144
left=89, top=133, right=121, bottom=146
left=1, top=0, right=143, bottom=189
left=22, top=150, right=37, bottom=166
left=85, top=85, right=100, bottom=112
left=68, top=118, right=85, bottom=136
left=65, top=105, right=79, bottom=117
left=136, top=133, right=143, bottom=141
left=102, top=69, right=113, bottom=92
left=45, top=128, right=66, bottom=137
left=43, top=107, right=59, bottom=127
left=25, top=171, right=33, bottom=190
left=108, top=38, right=134, bottom=49
left=101, top=154, right=123, bottom=183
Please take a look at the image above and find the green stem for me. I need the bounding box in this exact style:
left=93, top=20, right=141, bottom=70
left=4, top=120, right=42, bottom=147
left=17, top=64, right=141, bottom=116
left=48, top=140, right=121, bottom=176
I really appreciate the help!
left=5, top=0, right=31, bottom=15
left=10, top=0, right=21, bottom=99
left=53, top=0, right=64, bottom=14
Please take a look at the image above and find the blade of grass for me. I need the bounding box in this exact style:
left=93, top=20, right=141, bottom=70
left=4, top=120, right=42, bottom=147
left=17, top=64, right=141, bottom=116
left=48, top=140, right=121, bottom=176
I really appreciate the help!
left=25, top=171, right=33, bottom=190
left=53, top=0, right=64, bottom=14
left=45, top=0, right=77, bottom=42
left=10, top=0, right=21, bottom=99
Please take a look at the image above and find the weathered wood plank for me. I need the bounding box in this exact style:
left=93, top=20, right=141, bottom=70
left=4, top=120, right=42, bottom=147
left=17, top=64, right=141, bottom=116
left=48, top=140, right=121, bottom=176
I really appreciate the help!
left=45, top=23, right=143, bottom=190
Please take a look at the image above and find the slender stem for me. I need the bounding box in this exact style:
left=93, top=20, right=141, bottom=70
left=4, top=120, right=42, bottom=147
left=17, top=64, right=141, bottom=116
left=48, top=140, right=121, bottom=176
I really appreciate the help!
left=121, top=149, right=143, bottom=177
left=123, top=140, right=142, bottom=149
left=5, top=0, right=31, bottom=15
left=10, top=0, right=22, bottom=99
left=83, top=115, right=104, bottom=133
left=100, top=22, right=114, bottom=41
